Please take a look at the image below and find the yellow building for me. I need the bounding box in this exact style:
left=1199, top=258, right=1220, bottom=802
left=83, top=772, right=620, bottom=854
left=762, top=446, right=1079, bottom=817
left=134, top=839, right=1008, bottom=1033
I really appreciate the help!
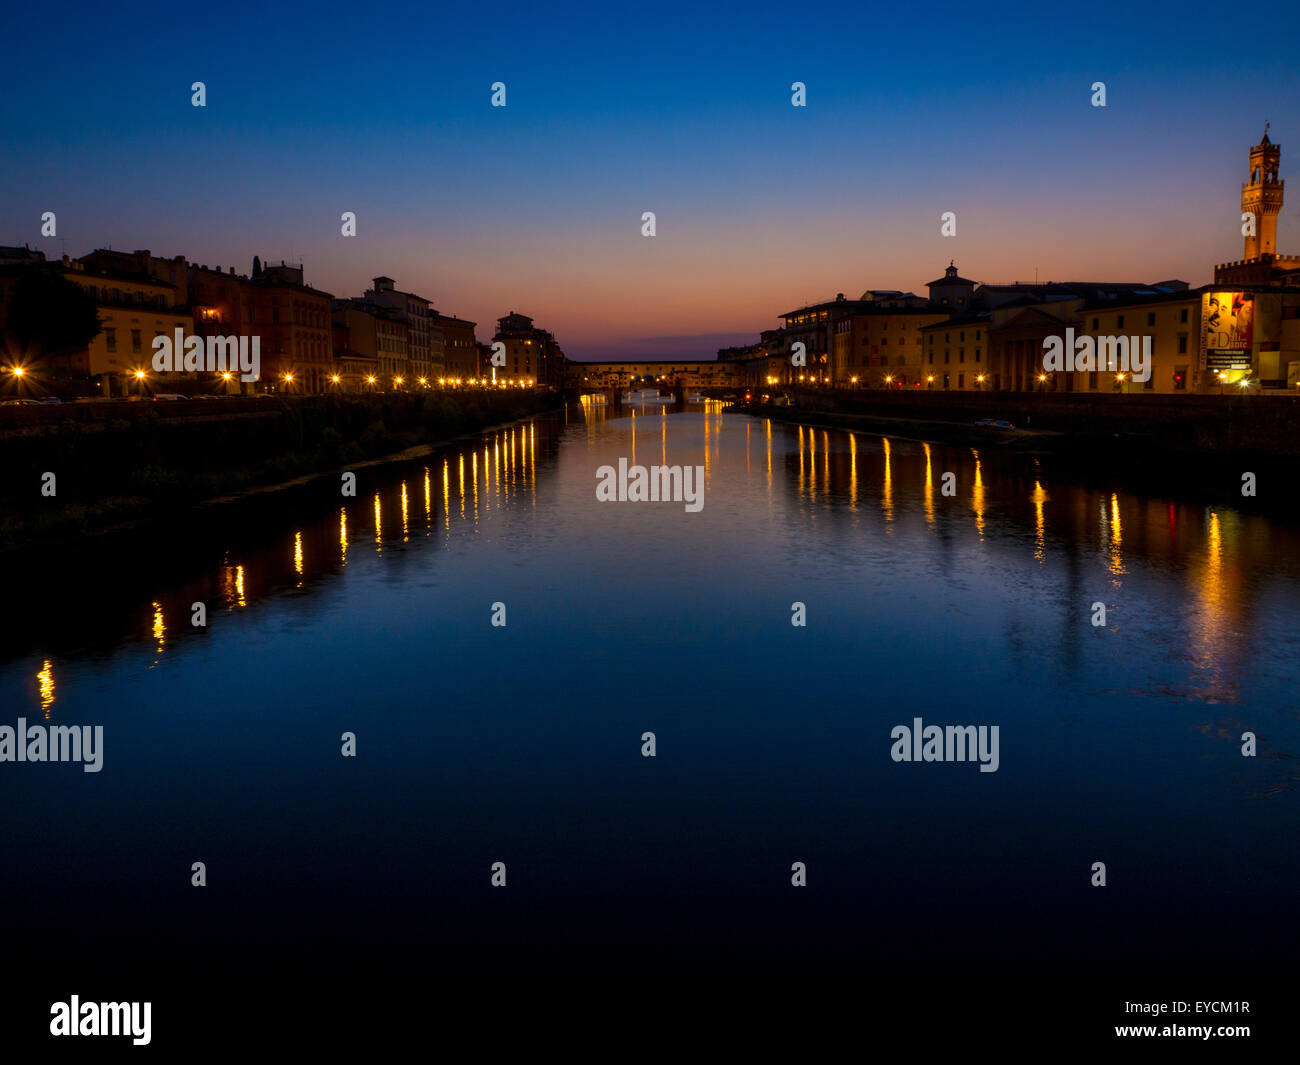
left=1069, top=294, right=1203, bottom=394
left=841, top=308, right=948, bottom=387
left=919, top=315, right=992, bottom=390
left=62, top=260, right=191, bottom=389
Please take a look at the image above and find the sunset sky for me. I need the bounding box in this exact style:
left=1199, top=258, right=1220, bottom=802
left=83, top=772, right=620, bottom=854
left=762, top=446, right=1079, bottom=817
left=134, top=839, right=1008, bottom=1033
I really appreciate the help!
left=4, top=0, right=1299, bottom=359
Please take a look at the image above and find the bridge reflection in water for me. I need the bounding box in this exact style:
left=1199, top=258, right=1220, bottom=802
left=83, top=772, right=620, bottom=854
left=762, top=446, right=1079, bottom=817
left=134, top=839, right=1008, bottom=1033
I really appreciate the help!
left=2, top=400, right=1298, bottom=978
left=8, top=405, right=1295, bottom=722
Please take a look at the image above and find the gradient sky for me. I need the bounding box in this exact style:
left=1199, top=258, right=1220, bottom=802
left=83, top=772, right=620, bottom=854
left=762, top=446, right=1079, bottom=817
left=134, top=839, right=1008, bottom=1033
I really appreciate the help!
left=3, top=0, right=1299, bottom=360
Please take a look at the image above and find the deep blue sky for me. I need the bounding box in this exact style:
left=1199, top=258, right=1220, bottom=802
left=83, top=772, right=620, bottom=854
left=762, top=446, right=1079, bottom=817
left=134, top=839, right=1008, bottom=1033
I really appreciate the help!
left=3, top=0, right=1299, bottom=359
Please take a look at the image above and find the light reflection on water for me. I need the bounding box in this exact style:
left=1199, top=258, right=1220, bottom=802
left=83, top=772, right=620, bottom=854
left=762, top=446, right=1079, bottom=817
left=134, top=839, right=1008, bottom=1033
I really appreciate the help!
left=2, top=402, right=1298, bottom=966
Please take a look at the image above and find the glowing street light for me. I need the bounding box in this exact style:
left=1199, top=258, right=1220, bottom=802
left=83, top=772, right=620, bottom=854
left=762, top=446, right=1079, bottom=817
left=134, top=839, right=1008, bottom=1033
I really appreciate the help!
left=10, top=366, right=25, bottom=378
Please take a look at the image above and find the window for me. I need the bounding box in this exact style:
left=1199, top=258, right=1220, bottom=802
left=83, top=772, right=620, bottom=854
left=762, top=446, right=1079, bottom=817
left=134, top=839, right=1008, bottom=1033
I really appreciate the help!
left=959, top=349, right=965, bottom=363
left=1180, top=308, right=1189, bottom=323
left=975, top=349, right=981, bottom=363
left=105, top=329, right=117, bottom=352
left=273, top=308, right=280, bottom=324
left=960, top=331, right=965, bottom=341
left=1147, top=312, right=1155, bottom=326
left=945, top=333, right=950, bottom=342
left=1174, top=367, right=1187, bottom=390
left=1178, top=335, right=1188, bottom=354
left=928, top=352, right=934, bottom=364
left=944, top=350, right=950, bottom=364
left=976, top=330, right=981, bottom=340
left=958, top=373, right=965, bottom=388
left=1092, top=317, right=1099, bottom=329
left=1117, top=314, right=1125, bottom=328
left=131, top=330, right=142, bottom=354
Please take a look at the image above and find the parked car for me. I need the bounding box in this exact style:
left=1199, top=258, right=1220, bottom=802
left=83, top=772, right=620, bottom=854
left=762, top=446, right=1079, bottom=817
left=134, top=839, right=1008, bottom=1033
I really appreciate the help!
left=1, top=398, right=43, bottom=406
left=152, top=393, right=187, bottom=401
left=38, top=396, right=62, bottom=404
left=974, top=417, right=1016, bottom=430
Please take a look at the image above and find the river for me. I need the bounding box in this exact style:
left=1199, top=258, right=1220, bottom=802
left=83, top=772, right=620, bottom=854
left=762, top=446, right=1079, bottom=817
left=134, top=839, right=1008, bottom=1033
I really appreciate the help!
left=2, top=398, right=1295, bottom=1022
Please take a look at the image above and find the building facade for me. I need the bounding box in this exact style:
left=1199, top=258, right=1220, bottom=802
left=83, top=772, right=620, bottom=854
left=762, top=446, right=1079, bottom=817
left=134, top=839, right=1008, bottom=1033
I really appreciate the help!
left=493, top=312, right=565, bottom=387
left=249, top=260, right=334, bottom=392
left=366, top=277, right=435, bottom=385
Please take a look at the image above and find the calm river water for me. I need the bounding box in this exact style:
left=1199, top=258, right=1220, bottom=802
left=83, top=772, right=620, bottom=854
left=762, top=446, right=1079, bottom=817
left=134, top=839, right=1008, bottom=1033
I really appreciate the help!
left=2, top=399, right=1296, bottom=1031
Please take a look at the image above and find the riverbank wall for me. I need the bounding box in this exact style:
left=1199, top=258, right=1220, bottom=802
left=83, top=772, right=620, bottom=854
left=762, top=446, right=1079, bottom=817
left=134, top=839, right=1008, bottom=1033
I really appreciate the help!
left=0, top=391, right=563, bottom=549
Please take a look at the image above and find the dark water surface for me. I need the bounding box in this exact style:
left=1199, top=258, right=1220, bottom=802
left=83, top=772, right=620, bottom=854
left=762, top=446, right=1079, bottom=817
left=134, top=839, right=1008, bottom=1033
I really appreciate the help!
left=3, top=399, right=1296, bottom=1042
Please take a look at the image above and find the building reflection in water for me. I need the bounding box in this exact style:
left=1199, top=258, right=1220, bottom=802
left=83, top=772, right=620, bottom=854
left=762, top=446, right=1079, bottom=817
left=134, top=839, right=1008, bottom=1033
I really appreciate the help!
left=6, top=410, right=1293, bottom=745
left=150, top=601, right=165, bottom=667
left=881, top=437, right=893, bottom=523
left=1032, top=481, right=1048, bottom=563
left=37, top=659, right=55, bottom=719
left=770, top=420, right=1293, bottom=715
left=923, top=442, right=935, bottom=529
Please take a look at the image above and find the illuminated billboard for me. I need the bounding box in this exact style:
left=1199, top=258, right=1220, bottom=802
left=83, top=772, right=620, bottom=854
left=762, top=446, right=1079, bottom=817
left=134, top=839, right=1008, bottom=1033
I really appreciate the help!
left=1201, top=292, right=1253, bottom=371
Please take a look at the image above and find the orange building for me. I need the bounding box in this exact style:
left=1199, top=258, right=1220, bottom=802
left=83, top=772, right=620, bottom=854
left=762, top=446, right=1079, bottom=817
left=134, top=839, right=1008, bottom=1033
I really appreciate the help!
left=247, top=259, right=333, bottom=392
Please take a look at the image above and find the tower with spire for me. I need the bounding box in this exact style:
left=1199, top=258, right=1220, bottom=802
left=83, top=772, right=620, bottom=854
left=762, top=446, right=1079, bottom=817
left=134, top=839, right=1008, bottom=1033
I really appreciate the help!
left=1215, top=126, right=1300, bottom=287
left=1242, top=124, right=1283, bottom=260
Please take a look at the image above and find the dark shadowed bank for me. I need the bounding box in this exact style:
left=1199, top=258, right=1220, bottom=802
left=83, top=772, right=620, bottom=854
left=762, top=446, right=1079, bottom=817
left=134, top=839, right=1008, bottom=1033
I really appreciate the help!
left=0, top=391, right=563, bottom=552
left=739, top=388, right=1300, bottom=519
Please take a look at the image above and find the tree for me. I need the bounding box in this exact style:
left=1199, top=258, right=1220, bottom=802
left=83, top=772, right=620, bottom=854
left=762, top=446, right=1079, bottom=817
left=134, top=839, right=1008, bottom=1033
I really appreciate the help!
left=4, top=268, right=102, bottom=359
